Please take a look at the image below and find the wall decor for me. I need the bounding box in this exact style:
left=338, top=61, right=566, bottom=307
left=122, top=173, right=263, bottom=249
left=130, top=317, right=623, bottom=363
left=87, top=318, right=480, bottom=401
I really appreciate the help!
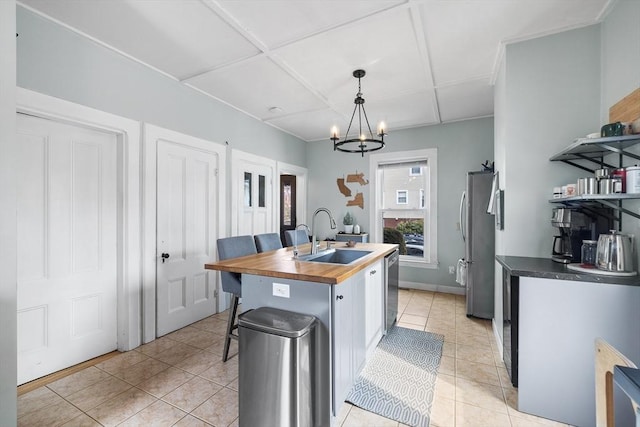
left=337, top=171, right=368, bottom=209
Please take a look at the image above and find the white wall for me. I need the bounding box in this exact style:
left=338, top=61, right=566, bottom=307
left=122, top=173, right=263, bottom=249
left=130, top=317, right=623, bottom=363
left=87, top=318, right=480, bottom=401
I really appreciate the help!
left=0, top=1, right=17, bottom=424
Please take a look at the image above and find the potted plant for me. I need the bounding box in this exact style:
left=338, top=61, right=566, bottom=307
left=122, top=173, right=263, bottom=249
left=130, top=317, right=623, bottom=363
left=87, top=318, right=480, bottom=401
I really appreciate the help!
left=343, top=212, right=354, bottom=233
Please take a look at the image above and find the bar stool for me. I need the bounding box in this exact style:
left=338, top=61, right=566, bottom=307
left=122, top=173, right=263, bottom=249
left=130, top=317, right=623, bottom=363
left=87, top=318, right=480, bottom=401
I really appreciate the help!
left=254, top=233, right=283, bottom=252
left=595, top=337, right=638, bottom=426
left=216, top=235, right=257, bottom=362
left=284, top=229, right=309, bottom=247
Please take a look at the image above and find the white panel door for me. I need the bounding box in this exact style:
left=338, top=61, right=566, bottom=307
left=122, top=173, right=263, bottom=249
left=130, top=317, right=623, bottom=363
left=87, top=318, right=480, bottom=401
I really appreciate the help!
left=234, top=153, right=275, bottom=236
left=16, top=114, right=118, bottom=385
left=156, top=139, right=219, bottom=336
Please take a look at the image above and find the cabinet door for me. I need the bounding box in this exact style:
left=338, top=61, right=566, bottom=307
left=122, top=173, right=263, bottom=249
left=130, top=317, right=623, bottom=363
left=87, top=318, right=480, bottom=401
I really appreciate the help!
left=352, top=270, right=367, bottom=376
left=332, top=279, right=353, bottom=415
left=365, top=260, right=384, bottom=359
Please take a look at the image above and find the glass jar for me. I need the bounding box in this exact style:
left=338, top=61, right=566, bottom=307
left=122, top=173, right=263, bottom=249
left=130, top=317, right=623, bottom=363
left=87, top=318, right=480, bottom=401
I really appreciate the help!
left=581, top=240, right=597, bottom=266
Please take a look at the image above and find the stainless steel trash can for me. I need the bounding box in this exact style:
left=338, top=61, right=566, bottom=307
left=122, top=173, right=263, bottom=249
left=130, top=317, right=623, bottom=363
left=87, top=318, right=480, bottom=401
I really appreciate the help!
left=238, top=307, right=317, bottom=427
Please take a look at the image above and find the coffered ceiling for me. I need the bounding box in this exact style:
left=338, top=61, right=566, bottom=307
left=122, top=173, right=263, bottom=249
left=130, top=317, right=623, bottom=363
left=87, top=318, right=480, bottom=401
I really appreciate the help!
left=20, top=0, right=612, bottom=142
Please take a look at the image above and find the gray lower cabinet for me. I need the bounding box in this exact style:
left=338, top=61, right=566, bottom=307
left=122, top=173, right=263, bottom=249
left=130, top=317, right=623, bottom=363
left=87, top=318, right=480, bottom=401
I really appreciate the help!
left=518, top=276, right=640, bottom=427
left=241, top=268, right=379, bottom=425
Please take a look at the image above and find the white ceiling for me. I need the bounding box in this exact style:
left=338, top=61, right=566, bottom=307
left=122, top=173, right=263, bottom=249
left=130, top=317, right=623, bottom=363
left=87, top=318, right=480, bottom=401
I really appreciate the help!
left=20, top=0, right=611, bottom=142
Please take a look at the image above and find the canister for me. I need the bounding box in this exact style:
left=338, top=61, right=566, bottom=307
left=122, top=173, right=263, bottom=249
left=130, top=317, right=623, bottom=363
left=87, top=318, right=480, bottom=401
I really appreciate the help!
left=599, top=178, right=613, bottom=194
left=581, top=240, right=597, bottom=266
left=586, top=177, right=598, bottom=195
left=627, top=166, right=640, bottom=194
left=612, top=168, right=626, bottom=193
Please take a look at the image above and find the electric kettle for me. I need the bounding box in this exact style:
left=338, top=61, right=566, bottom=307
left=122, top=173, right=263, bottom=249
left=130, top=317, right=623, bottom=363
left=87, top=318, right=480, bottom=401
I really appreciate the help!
left=596, top=230, right=635, bottom=272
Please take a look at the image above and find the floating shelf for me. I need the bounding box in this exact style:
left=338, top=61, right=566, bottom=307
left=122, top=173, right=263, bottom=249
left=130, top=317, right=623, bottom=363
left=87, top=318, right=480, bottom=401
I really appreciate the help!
left=549, top=135, right=640, bottom=165
left=549, top=135, right=640, bottom=223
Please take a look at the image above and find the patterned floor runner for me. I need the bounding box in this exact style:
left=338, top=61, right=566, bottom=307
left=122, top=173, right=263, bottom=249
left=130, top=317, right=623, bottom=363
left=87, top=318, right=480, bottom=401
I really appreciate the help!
left=346, top=326, right=444, bottom=427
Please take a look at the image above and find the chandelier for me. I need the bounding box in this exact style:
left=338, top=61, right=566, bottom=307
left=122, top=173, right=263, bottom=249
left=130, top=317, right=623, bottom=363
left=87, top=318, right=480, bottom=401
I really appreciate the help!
left=330, top=69, right=387, bottom=157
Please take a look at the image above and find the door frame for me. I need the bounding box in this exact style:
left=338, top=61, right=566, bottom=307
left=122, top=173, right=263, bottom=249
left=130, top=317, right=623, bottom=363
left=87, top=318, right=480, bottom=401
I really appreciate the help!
left=16, top=88, right=142, bottom=352
left=142, top=124, right=226, bottom=343
left=276, top=161, right=308, bottom=231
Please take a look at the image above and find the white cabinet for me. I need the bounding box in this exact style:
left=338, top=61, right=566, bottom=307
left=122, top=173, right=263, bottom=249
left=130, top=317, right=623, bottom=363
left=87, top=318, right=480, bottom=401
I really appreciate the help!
left=364, top=260, right=384, bottom=359
left=331, top=269, right=367, bottom=416
left=332, top=276, right=354, bottom=413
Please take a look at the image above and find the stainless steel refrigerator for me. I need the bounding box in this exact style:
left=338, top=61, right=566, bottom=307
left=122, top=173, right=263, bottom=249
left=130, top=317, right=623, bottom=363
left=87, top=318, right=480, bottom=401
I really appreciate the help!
left=458, top=171, right=495, bottom=319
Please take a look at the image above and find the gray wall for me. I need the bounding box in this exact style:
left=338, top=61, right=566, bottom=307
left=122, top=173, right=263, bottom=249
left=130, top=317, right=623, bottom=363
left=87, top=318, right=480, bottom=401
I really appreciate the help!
left=0, top=1, right=17, bottom=424
left=601, top=0, right=640, bottom=252
left=16, top=6, right=306, bottom=166
left=493, top=25, right=601, bottom=343
left=493, top=0, right=640, bottom=343
left=306, top=117, right=494, bottom=289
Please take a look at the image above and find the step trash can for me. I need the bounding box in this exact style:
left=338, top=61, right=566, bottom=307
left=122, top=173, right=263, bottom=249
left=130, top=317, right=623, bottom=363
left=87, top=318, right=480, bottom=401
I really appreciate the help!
left=238, top=307, right=318, bottom=427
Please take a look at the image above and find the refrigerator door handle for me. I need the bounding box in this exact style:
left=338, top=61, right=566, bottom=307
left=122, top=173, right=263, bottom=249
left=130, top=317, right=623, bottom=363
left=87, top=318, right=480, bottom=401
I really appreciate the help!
left=459, top=191, right=466, bottom=242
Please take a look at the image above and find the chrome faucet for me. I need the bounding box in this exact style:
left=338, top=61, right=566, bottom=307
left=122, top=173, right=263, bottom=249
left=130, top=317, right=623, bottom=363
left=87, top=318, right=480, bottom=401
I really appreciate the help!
left=310, top=208, right=337, bottom=254
left=292, top=223, right=310, bottom=259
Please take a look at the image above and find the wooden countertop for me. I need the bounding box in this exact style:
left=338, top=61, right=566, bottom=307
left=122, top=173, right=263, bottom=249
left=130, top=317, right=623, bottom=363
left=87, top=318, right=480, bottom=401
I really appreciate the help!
left=204, top=241, right=398, bottom=284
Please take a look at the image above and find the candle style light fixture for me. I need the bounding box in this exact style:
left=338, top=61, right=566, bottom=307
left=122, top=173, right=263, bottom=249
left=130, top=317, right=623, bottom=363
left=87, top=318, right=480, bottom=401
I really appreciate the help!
left=330, top=69, right=386, bottom=157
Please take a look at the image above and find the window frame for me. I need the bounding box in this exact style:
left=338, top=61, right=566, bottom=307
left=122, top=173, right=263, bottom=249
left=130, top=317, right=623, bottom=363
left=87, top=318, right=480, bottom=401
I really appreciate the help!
left=396, top=190, right=408, bottom=205
left=369, top=149, right=438, bottom=268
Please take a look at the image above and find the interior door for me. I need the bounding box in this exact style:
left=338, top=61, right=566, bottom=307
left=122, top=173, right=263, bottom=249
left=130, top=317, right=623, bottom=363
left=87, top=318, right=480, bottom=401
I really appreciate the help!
left=279, top=174, right=297, bottom=244
left=156, top=139, right=219, bottom=336
left=16, top=114, right=118, bottom=385
left=237, top=162, right=274, bottom=236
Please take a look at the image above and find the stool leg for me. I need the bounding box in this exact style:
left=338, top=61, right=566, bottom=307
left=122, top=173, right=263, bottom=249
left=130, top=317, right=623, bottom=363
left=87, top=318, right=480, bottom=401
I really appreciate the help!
left=223, top=294, right=239, bottom=362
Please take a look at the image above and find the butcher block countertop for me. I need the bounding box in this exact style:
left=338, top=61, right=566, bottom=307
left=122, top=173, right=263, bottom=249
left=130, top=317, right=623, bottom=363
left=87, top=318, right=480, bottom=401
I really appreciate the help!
left=204, top=241, right=398, bottom=284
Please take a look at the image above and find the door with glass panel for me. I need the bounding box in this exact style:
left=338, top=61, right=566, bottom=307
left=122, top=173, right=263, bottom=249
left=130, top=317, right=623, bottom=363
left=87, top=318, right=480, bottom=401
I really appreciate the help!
left=232, top=151, right=276, bottom=237
left=279, top=174, right=297, bottom=244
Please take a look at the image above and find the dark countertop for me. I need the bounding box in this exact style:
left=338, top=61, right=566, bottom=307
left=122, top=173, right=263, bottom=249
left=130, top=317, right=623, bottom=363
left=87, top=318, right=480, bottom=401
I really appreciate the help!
left=496, top=255, right=640, bottom=287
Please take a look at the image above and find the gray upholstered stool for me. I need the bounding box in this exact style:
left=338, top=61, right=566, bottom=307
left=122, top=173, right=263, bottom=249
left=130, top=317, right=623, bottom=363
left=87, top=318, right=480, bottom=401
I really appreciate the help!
left=254, top=233, right=283, bottom=253
left=284, top=229, right=309, bottom=247
left=216, top=235, right=257, bottom=362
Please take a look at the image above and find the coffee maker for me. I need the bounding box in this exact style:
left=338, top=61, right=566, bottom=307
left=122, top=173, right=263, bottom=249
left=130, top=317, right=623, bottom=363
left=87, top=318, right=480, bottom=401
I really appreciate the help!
left=551, top=208, right=606, bottom=263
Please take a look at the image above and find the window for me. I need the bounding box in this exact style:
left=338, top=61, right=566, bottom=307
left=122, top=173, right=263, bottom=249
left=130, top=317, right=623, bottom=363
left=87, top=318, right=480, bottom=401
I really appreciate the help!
left=243, top=172, right=252, bottom=207
left=370, top=149, right=438, bottom=266
left=396, top=190, right=408, bottom=205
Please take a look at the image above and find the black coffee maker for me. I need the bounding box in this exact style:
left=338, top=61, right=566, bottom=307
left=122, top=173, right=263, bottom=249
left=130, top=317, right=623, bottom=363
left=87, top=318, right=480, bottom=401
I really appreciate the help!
left=551, top=208, right=603, bottom=263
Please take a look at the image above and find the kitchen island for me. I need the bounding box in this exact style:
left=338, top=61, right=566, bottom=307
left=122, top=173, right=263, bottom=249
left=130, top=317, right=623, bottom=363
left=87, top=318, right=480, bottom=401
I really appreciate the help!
left=497, top=256, right=640, bottom=427
left=205, top=241, right=398, bottom=427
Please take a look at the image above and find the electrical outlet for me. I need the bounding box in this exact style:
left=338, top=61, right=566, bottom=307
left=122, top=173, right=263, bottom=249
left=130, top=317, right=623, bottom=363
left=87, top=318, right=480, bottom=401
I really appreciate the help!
left=448, top=265, right=455, bottom=274
left=272, top=283, right=290, bottom=298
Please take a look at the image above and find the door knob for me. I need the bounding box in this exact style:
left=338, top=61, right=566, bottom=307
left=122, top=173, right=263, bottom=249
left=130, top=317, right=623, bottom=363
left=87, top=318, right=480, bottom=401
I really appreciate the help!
left=161, top=253, right=170, bottom=263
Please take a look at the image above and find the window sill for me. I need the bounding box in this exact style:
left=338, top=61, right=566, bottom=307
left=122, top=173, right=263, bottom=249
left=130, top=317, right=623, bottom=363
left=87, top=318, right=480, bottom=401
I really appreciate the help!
left=400, top=258, right=438, bottom=269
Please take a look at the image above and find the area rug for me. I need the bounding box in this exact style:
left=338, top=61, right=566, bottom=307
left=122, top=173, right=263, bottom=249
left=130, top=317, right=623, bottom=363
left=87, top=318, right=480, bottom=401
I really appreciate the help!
left=346, top=326, right=444, bottom=427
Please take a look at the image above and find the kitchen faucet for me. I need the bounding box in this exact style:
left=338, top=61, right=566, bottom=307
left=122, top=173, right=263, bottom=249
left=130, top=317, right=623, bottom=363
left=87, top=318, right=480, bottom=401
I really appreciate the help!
left=292, top=223, right=310, bottom=259
left=310, top=208, right=337, bottom=254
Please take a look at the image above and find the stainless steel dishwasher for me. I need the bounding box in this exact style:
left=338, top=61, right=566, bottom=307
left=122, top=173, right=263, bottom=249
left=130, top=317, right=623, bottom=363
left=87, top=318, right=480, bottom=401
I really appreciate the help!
left=238, top=307, right=318, bottom=427
left=384, top=249, right=400, bottom=334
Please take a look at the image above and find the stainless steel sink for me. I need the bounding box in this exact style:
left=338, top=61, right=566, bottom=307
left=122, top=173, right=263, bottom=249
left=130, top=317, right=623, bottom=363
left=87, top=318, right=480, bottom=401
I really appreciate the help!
left=296, top=248, right=372, bottom=264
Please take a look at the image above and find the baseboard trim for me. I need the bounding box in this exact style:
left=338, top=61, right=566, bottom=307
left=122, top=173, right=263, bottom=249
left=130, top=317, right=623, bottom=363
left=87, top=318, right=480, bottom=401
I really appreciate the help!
left=17, top=351, right=120, bottom=396
left=399, top=280, right=466, bottom=295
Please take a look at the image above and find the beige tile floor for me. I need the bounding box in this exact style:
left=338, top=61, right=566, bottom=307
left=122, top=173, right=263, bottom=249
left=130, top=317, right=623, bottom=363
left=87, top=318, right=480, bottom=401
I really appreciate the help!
left=18, top=289, right=569, bottom=427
